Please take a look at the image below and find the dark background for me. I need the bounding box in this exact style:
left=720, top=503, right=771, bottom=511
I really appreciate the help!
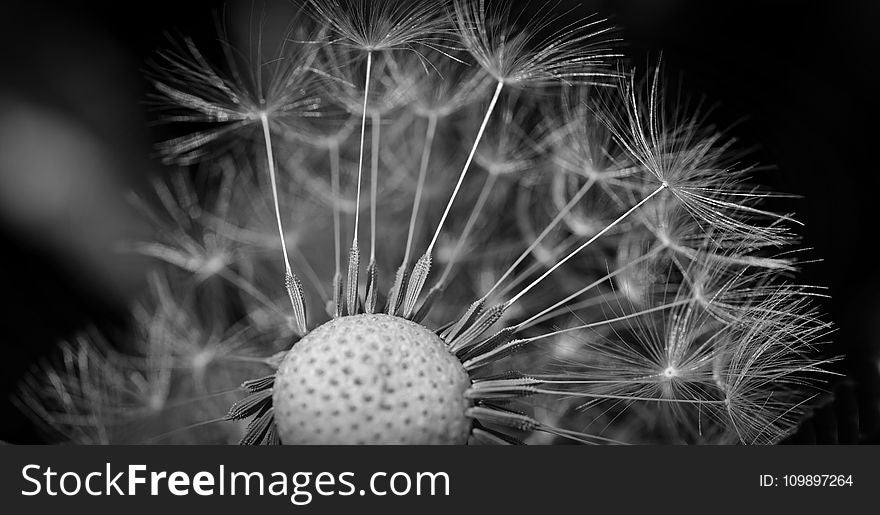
left=1, top=0, right=878, bottom=443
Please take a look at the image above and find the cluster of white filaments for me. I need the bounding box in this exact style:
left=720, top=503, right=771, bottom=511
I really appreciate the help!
left=16, top=0, right=835, bottom=445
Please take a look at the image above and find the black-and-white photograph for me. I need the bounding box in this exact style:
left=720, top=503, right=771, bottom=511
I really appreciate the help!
left=1, top=0, right=877, bottom=473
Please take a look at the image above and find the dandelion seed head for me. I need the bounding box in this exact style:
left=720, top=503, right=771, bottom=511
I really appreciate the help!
left=272, top=314, right=472, bottom=444
left=17, top=1, right=836, bottom=447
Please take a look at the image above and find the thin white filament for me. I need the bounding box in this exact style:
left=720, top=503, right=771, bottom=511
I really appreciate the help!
left=438, top=172, right=498, bottom=285
left=402, top=113, right=438, bottom=266
left=352, top=51, right=373, bottom=246
left=522, top=298, right=690, bottom=344
left=506, top=184, right=667, bottom=306
left=329, top=140, right=342, bottom=280
left=515, top=246, right=663, bottom=330
left=370, top=110, right=381, bottom=261
left=259, top=113, right=292, bottom=276
left=485, top=174, right=597, bottom=300
left=426, top=80, right=504, bottom=255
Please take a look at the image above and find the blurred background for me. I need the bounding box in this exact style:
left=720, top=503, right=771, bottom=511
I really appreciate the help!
left=1, top=0, right=878, bottom=443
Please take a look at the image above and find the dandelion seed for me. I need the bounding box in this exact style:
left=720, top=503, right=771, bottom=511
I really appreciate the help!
left=151, top=19, right=325, bottom=334
left=597, top=64, right=798, bottom=249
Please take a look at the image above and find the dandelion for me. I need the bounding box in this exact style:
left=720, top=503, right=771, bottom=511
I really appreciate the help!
left=150, top=16, right=328, bottom=336
left=16, top=0, right=835, bottom=445
left=597, top=65, right=799, bottom=251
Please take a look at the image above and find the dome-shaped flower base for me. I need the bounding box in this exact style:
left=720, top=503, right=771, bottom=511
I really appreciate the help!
left=273, top=314, right=472, bottom=444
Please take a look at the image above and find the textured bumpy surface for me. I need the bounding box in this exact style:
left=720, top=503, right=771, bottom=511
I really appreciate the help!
left=273, top=314, right=472, bottom=444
